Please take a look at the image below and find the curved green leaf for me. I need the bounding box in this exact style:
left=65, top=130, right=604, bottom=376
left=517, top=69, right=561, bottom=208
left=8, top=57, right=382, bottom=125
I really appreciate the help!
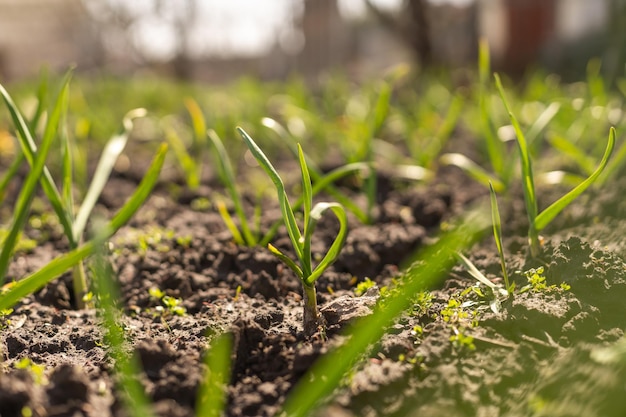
left=0, top=73, right=71, bottom=282
left=73, top=109, right=147, bottom=243
left=0, top=143, right=168, bottom=311
left=238, top=127, right=302, bottom=258
left=535, top=127, right=615, bottom=231
left=268, top=243, right=303, bottom=279
left=208, top=129, right=256, bottom=245
left=0, top=73, right=75, bottom=246
left=305, top=202, right=348, bottom=285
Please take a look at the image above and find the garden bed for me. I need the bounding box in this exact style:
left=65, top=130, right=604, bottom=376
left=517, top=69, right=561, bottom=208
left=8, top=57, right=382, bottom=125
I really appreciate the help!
left=2, top=159, right=626, bottom=417
left=1, top=68, right=626, bottom=417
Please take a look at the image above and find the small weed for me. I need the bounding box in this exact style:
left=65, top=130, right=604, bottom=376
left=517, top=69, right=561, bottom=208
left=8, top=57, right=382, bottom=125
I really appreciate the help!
left=450, top=329, right=476, bottom=351
left=148, top=287, right=187, bottom=317
left=354, top=277, right=376, bottom=296
left=14, top=357, right=47, bottom=385
left=518, top=267, right=571, bottom=294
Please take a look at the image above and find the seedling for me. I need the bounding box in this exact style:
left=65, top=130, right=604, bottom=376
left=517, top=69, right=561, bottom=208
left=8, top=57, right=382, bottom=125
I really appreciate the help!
left=90, top=244, right=156, bottom=417
left=205, top=119, right=366, bottom=247
left=518, top=267, right=570, bottom=294
left=148, top=287, right=187, bottom=317
left=238, top=127, right=348, bottom=336
left=262, top=117, right=370, bottom=225
left=14, top=357, right=47, bottom=385
left=495, top=73, right=615, bottom=257
left=489, top=182, right=512, bottom=293
left=0, top=142, right=168, bottom=313
left=281, top=208, right=490, bottom=416
left=0, top=74, right=165, bottom=308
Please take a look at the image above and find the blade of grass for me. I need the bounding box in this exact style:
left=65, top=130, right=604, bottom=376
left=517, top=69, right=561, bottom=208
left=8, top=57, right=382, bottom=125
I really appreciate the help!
left=196, top=332, right=232, bottom=417
left=439, top=153, right=506, bottom=192
left=237, top=127, right=302, bottom=258
left=0, top=143, right=168, bottom=310
left=164, top=124, right=200, bottom=189
left=479, top=38, right=505, bottom=177
left=0, top=242, right=95, bottom=310
left=526, top=102, right=561, bottom=146
left=184, top=97, right=208, bottom=153
left=0, top=74, right=75, bottom=247
left=91, top=246, right=155, bottom=417
left=298, top=144, right=313, bottom=275
left=535, top=127, right=615, bottom=231
left=455, top=252, right=507, bottom=296
left=72, top=108, right=147, bottom=242
left=598, top=132, right=626, bottom=185
left=489, top=182, right=511, bottom=293
left=305, top=203, right=348, bottom=285
left=494, top=73, right=540, bottom=254
left=0, top=72, right=71, bottom=282
left=61, top=98, right=74, bottom=221
left=268, top=244, right=303, bottom=279
left=208, top=129, right=257, bottom=246
left=281, top=208, right=490, bottom=416
left=216, top=199, right=245, bottom=245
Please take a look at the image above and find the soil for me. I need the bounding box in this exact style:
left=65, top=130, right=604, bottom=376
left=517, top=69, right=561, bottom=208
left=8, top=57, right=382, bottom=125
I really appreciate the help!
left=2, top=155, right=626, bottom=417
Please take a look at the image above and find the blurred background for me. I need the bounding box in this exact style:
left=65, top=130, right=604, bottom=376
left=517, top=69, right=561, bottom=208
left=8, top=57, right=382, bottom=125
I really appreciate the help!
left=0, top=0, right=625, bottom=84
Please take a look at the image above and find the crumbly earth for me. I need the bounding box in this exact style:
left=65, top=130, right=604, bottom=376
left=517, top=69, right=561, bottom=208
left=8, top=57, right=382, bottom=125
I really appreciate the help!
left=2, top=161, right=626, bottom=417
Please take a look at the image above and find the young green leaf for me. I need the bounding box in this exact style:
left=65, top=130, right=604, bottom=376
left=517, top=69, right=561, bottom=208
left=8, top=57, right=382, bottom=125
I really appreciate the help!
left=281, top=209, right=490, bottom=416
left=0, top=72, right=71, bottom=282
left=196, top=332, right=232, bottom=417
left=304, top=203, right=348, bottom=285
left=0, top=143, right=168, bottom=310
left=0, top=74, right=75, bottom=247
left=238, top=127, right=302, bottom=258
left=535, top=127, right=615, bottom=231
left=495, top=73, right=540, bottom=255
left=208, top=129, right=257, bottom=246
left=489, top=182, right=511, bottom=293
left=72, top=108, right=147, bottom=243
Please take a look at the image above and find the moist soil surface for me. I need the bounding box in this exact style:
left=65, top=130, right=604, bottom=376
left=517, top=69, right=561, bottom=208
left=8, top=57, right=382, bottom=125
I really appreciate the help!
left=2, top=160, right=626, bottom=417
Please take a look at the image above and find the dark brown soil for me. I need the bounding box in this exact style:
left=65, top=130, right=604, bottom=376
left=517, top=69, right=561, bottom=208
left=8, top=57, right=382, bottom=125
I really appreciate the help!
left=2, top=160, right=626, bottom=417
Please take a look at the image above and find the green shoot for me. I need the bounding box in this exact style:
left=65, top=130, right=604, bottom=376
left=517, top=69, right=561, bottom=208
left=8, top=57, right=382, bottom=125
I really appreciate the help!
left=238, top=127, right=348, bottom=336
left=489, top=182, right=512, bottom=293
left=163, top=97, right=208, bottom=190
left=214, top=121, right=365, bottom=247
left=478, top=37, right=507, bottom=180
left=0, top=75, right=75, bottom=248
left=262, top=117, right=370, bottom=224
left=439, top=152, right=506, bottom=192
left=91, top=243, right=156, bottom=417
left=0, top=72, right=72, bottom=281
left=196, top=332, right=232, bottom=417
left=495, top=73, right=615, bottom=257
left=207, top=129, right=258, bottom=246
left=281, top=208, right=490, bottom=416
left=0, top=143, right=168, bottom=312
left=455, top=252, right=508, bottom=298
